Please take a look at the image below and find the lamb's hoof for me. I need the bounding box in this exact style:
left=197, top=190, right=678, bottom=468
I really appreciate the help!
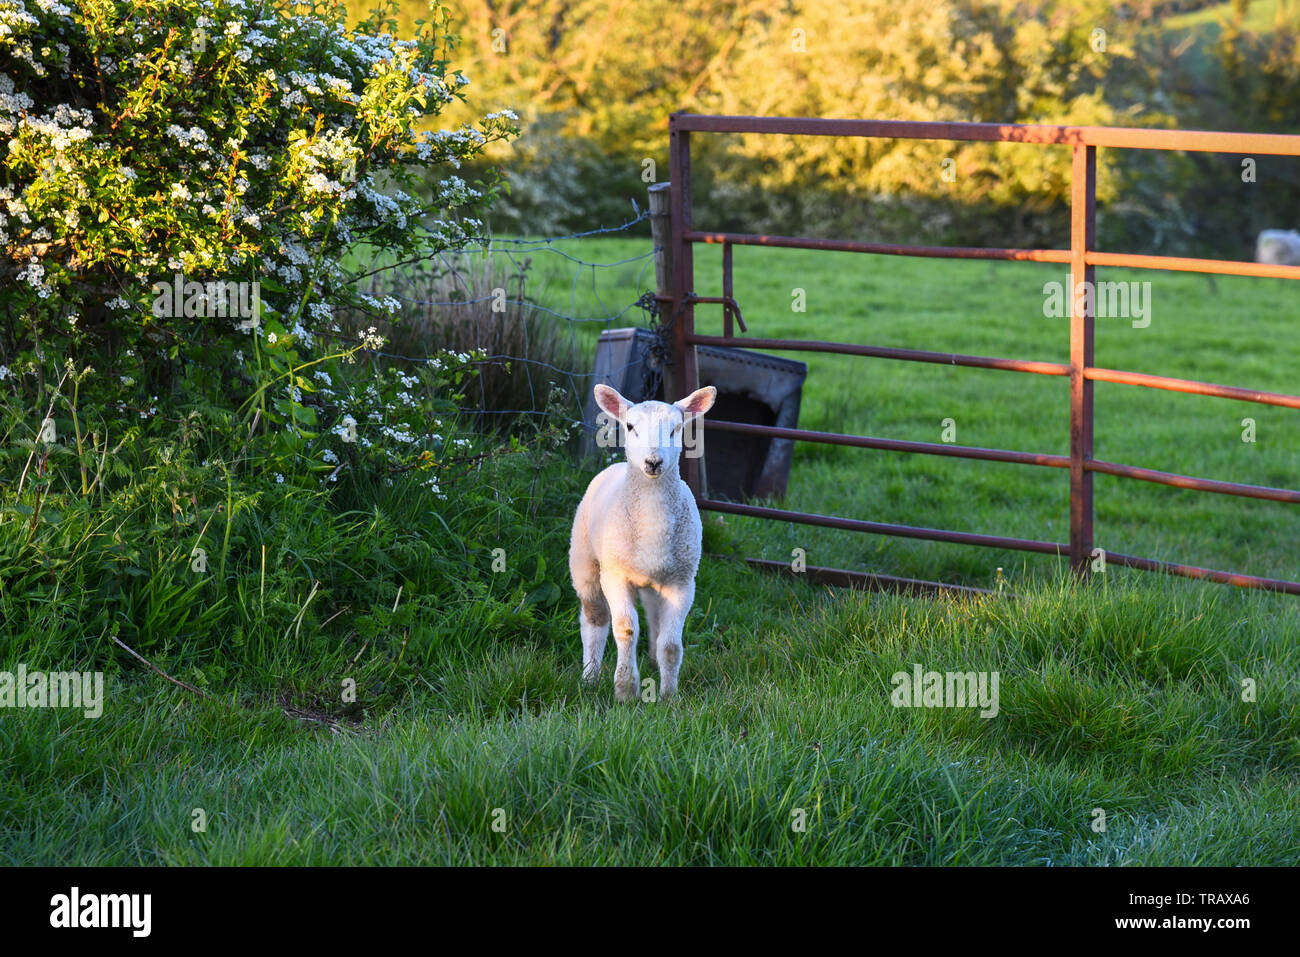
left=614, top=671, right=639, bottom=704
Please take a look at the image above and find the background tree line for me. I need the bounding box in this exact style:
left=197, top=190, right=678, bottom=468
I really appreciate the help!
left=354, top=0, right=1300, bottom=258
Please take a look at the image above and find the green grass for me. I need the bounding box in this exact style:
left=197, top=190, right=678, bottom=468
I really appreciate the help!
left=1165, top=0, right=1288, bottom=33
left=5, top=571, right=1298, bottom=864
left=3, top=234, right=1298, bottom=865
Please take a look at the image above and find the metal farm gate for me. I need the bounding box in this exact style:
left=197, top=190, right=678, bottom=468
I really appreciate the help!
left=657, top=114, right=1300, bottom=596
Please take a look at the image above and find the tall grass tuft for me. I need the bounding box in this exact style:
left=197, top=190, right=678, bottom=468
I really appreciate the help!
left=348, top=246, right=585, bottom=431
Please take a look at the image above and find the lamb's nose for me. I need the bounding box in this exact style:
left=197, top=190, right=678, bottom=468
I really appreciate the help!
left=644, top=456, right=663, bottom=474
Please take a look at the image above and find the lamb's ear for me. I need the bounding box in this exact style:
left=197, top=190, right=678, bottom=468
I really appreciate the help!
left=674, top=385, right=717, bottom=420
left=593, top=384, right=631, bottom=422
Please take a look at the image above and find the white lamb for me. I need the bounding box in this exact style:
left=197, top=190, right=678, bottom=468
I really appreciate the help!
left=569, top=383, right=717, bottom=703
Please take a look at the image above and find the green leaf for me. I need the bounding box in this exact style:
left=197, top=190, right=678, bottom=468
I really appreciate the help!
left=521, top=581, right=561, bottom=609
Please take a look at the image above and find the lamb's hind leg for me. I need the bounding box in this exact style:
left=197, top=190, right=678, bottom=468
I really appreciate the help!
left=602, top=571, right=640, bottom=704
left=571, top=557, right=610, bottom=684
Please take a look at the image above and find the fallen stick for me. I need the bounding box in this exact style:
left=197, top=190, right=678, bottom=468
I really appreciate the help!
left=109, top=635, right=222, bottom=704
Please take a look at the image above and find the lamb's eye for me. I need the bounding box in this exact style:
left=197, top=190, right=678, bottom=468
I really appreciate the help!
left=672, top=424, right=682, bottom=435
left=626, top=423, right=637, bottom=435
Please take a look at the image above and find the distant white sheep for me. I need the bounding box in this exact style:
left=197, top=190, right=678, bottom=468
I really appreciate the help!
left=1256, top=229, right=1300, bottom=266
left=568, top=383, right=717, bottom=702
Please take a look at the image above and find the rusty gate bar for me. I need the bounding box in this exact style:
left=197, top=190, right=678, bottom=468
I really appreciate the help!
left=1086, top=250, right=1300, bottom=280
left=665, top=112, right=1300, bottom=596
left=686, top=334, right=1072, bottom=375
left=688, top=230, right=1074, bottom=263
left=1069, top=144, right=1097, bottom=575
left=687, top=230, right=1300, bottom=279
left=744, top=559, right=1003, bottom=598
left=1085, top=367, right=1300, bottom=408
left=699, top=497, right=1069, bottom=556
left=704, top=419, right=1072, bottom=469
left=722, top=240, right=733, bottom=338
left=670, top=114, right=1300, bottom=155
left=1101, top=551, right=1300, bottom=596
left=1085, top=460, right=1300, bottom=504
left=690, top=333, right=1300, bottom=406
left=706, top=419, right=1300, bottom=504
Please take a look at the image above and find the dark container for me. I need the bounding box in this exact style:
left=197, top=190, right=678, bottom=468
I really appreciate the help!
left=580, top=327, right=807, bottom=501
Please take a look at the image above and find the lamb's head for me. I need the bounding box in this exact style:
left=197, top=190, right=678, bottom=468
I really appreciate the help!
left=594, top=384, right=717, bottom=480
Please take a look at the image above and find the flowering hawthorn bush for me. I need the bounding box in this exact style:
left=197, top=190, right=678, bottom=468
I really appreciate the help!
left=0, top=0, right=517, bottom=485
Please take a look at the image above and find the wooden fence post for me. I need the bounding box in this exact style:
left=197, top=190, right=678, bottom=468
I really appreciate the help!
left=650, top=178, right=707, bottom=496
left=648, top=182, right=674, bottom=302
left=666, top=118, right=704, bottom=496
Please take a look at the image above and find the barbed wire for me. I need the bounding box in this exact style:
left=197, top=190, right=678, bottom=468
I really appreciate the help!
left=363, top=248, right=656, bottom=289
left=365, top=292, right=653, bottom=324
left=413, top=208, right=651, bottom=250
left=333, top=206, right=672, bottom=440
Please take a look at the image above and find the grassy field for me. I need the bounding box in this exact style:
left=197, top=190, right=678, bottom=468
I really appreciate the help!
left=3, top=234, right=1298, bottom=865
left=1166, top=0, right=1288, bottom=33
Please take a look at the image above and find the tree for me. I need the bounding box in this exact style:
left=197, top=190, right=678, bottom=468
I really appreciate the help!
left=2, top=0, right=517, bottom=474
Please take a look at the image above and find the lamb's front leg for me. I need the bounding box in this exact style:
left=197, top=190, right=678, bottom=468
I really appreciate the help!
left=639, top=587, right=661, bottom=670
left=601, top=571, right=640, bottom=704
left=654, top=580, right=695, bottom=700
left=579, top=602, right=610, bottom=685
left=572, top=554, right=610, bottom=684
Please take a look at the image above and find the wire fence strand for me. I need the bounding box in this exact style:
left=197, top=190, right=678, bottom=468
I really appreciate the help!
left=344, top=207, right=668, bottom=440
